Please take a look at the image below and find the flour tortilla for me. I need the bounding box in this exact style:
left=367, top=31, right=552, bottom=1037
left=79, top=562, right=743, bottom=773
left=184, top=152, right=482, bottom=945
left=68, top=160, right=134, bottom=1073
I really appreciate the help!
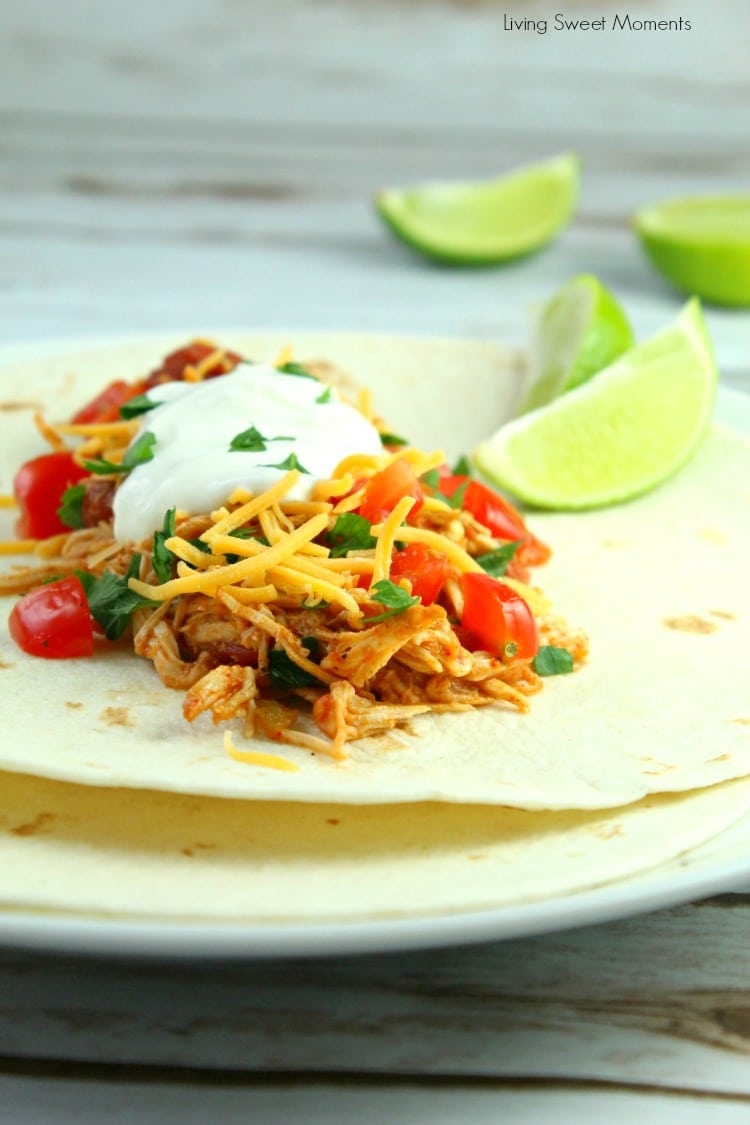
left=2, top=768, right=750, bottom=923
left=0, top=335, right=748, bottom=810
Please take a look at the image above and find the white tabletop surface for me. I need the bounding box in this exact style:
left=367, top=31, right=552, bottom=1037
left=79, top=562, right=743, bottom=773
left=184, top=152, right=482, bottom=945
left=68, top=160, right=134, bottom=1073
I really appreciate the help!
left=1, top=0, right=750, bottom=1119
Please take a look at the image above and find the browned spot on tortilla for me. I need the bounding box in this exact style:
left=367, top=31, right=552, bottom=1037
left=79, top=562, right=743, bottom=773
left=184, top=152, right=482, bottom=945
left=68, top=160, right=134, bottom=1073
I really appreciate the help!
left=11, top=812, right=55, bottom=837
left=468, top=853, right=488, bottom=861
left=326, top=818, right=340, bottom=826
left=639, top=757, right=677, bottom=775
left=591, top=822, right=623, bottom=839
left=99, top=705, right=133, bottom=727
left=728, top=718, right=750, bottom=726
left=709, top=609, right=736, bottom=621
left=0, top=400, right=41, bottom=412
left=698, top=528, right=728, bottom=544
left=66, top=701, right=84, bottom=710
left=708, top=753, right=731, bottom=763
left=0, top=659, right=14, bottom=670
left=180, top=842, right=216, bottom=857
left=663, top=614, right=719, bottom=634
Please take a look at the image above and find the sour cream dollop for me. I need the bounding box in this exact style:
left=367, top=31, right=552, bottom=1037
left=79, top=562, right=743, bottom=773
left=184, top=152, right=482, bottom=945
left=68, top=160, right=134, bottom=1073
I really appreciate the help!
left=112, top=364, right=384, bottom=543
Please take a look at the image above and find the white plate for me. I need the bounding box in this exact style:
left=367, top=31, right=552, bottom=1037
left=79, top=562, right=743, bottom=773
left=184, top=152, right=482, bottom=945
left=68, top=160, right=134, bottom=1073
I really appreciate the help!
left=0, top=338, right=748, bottom=960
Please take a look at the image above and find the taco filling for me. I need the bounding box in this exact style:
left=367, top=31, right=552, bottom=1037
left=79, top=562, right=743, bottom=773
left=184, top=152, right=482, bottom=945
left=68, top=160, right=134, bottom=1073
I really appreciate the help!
left=1, top=341, right=587, bottom=759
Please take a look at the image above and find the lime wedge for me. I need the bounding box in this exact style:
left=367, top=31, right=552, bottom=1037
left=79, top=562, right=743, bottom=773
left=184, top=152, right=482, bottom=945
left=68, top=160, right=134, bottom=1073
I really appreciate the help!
left=474, top=299, right=717, bottom=509
left=635, top=196, right=750, bottom=307
left=519, top=274, right=635, bottom=414
left=375, top=154, right=579, bottom=265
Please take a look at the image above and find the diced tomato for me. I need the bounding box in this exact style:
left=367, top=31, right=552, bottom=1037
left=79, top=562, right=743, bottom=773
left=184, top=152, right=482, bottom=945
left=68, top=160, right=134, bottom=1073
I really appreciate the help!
left=438, top=474, right=550, bottom=567
left=390, top=543, right=450, bottom=606
left=144, top=343, right=243, bottom=389
left=71, top=380, right=147, bottom=425
left=13, top=452, right=90, bottom=540
left=358, top=461, right=424, bottom=525
left=8, top=576, right=94, bottom=659
left=460, top=572, right=538, bottom=660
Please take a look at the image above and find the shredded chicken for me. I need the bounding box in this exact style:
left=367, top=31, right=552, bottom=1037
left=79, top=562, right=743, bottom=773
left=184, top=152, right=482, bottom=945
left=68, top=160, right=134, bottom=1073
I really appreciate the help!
left=319, top=604, right=446, bottom=687
left=134, top=618, right=212, bottom=690
left=183, top=664, right=257, bottom=724
left=312, top=680, right=430, bottom=751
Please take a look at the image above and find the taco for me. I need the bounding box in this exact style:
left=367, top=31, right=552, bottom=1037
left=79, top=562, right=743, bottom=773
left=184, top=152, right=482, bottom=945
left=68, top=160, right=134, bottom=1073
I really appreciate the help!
left=0, top=334, right=748, bottom=811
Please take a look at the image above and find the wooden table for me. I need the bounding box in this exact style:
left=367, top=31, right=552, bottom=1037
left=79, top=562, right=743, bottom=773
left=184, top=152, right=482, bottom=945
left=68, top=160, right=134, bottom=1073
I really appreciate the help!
left=2, top=0, right=750, bottom=1118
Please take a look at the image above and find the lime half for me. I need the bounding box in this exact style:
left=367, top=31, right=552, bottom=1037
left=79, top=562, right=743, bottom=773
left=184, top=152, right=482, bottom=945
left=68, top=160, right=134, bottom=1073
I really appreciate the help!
left=519, top=274, right=634, bottom=414
left=375, top=154, right=579, bottom=265
left=474, top=299, right=717, bottom=509
left=635, top=196, right=750, bottom=307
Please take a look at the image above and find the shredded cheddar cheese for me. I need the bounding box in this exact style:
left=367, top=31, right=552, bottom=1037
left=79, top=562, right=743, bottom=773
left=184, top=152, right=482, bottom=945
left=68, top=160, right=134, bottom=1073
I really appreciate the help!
left=203, top=472, right=301, bottom=540
left=131, top=512, right=330, bottom=601
left=0, top=538, right=37, bottom=555
left=223, top=730, right=300, bottom=771
left=372, top=523, right=483, bottom=574
left=372, top=496, right=416, bottom=585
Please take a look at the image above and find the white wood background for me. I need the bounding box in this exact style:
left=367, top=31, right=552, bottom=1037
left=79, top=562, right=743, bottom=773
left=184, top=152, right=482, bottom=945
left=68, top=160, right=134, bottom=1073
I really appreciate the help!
left=1, top=0, right=750, bottom=1119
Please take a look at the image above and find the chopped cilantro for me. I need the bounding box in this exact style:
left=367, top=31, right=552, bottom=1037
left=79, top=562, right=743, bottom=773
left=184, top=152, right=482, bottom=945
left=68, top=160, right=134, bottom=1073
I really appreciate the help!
left=366, top=578, right=420, bottom=623
left=452, top=454, right=472, bottom=476
left=326, top=512, right=376, bottom=558
left=229, top=425, right=267, bottom=453
left=301, top=596, right=329, bottom=609
left=119, top=394, right=156, bottom=420
left=277, top=361, right=316, bottom=381
left=187, top=537, right=212, bottom=555
left=152, top=508, right=176, bottom=584
left=301, top=635, right=321, bottom=661
left=228, top=426, right=293, bottom=453
left=379, top=432, right=408, bottom=447
left=57, top=484, right=86, bottom=529
left=422, top=463, right=471, bottom=508
left=443, top=480, right=469, bottom=510
left=262, top=451, right=310, bottom=474
left=232, top=527, right=267, bottom=544
left=83, top=431, right=157, bottom=476
left=267, top=648, right=319, bottom=689
left=315, top=386, right=333, bottom=404
left=533, top=646, right=575, bottom=676
left=75, top=554, right=158, bottom=640
left=475, top=540, right=521, bottom=578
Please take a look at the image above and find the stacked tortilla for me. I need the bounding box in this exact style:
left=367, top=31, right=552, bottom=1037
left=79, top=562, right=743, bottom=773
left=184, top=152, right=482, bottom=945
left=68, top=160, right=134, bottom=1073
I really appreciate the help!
left=0, top=335, right=748, bottom=929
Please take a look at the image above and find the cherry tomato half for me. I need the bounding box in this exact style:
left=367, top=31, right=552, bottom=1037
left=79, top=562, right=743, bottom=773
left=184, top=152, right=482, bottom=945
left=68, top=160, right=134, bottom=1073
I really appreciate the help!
left=13, top=452, right=90, bottom=540
left=460, top=572, right=538, bottom=660
left=439, top=474, right=550, bottom=567
left=390, top=543, right=450, bottom=606
left=71, top=380, right=147, bottom=425
left=358, top=460, right=424, bottom=525
left=8, top=576, right=94, bottom=659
